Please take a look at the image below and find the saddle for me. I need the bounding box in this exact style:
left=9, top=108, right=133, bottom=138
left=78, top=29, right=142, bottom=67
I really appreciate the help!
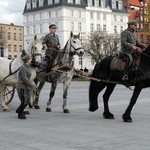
left=110, top=55, right=140, bottom=72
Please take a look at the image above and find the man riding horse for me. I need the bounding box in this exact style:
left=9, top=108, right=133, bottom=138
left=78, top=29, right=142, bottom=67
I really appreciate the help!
left=42, top=24, right=61, bottom=72
left=121, top=20, right=146, bottom=81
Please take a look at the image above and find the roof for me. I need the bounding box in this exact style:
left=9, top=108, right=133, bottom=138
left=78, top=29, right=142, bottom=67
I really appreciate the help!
left=129, top=0, right=142, bottom=7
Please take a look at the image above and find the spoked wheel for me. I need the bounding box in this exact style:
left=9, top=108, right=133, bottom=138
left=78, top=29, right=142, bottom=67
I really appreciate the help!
left=3, top=85, right=15, bottom=105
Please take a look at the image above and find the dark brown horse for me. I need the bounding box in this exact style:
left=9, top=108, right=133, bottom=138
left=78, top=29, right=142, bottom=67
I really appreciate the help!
left=89, top=45, right=150, bottom=122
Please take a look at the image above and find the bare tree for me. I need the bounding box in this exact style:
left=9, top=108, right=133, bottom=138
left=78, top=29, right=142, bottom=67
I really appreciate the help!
left=83, top=30, right=120, bottom=63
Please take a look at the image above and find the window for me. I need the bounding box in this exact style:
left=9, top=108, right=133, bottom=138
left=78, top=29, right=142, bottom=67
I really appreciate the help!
left=101, top=0, right=105, bottom=7
left=76, top=0, right=81, bottom=4
left=27, top=0, right=31, bottom=9
left=8, top=44, right=11, bottom=52
left=91, top=57, right=94, bottom=65
left=114, top=25, right=117, bottom=33
left=19, top=45, right=22, bottom=52
left=33, top=14, right=35, bottom=21
left=114, top=15, right=117, bottom=21
left=78, top=22, right=82, bottom=32
left=79, top=56, right=82, bottom=65
left=90, top=23, right=94, bottom=32
left=49, top=11, right=51, bottom=18
left=97, top=13, right=100, bottom=19
left=40, top=13, right=42, bottom=20
left=27, top=26, right=30, bottom=35
left=55, top=0, right=60, bottom=3
left=39, top=0, right=43, bottom=7
left=112, top=1, right=116, bottom=9
left=70, top=22, right=74, bottom=31
left=95, top=0, right=100, bottom=7
left=19, top=33, right=22, bottom=41
left=119, top=1, right=123, bottom=9
left=120, top=16, right=123, bottom=22
left=78, top=11, right=81, bottom=18
left=8, top=55, right=12, bottom=59
left=33, top=25, right=36, bottom=34
left=32, top=0, right=36, bottom=8
left=48, top=0, right=53, bottom=5
left=71, top=10, right=74, bottom=17
left=14, top=45, right=17, bottom=52
left=90, top=12, right=94, bottom=19
left=120, top=26, right=123, bottom=33
left=103, top=13, right=106, bottom=20
left=14, top=55, right=17, bottom=58
left=68, top=0, right=73, bottom=3
left=97, top=24, right=100, bottom=31
left=40, top=24, right=43, bottom=33
left=103, top=24, right=106, bottom=31
left=8, top=32, right=11, bottom=40
left=13, top=33, right=17, bottom=40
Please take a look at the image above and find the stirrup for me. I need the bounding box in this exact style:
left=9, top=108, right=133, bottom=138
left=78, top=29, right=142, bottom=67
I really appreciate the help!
left=122, top=75, right=128, bottom=81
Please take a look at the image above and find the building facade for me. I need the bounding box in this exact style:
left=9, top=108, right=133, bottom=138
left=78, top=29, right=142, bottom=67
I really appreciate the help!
left=0, top=23, right=24, bottom=59
left=23, top=0, right=128, bottom=70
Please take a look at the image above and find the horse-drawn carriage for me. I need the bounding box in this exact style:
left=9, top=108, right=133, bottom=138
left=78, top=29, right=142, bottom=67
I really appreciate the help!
left=0, top=32, right=84, bottom=113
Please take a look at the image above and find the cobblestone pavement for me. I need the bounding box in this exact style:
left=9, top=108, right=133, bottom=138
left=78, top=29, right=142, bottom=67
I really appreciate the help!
left=0, top=81, right=150, bottom=150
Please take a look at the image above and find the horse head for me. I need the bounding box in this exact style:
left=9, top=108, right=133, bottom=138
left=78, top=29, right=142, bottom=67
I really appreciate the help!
left=68, top=31, right=84, bottom=56
left=27, top=35, right=42, bottom=67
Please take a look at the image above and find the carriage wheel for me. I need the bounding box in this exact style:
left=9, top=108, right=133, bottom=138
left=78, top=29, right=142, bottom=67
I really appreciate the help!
left=3, top=86, right=15, bottom=105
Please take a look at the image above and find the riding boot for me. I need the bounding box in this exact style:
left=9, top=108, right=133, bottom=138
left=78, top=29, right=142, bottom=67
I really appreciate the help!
left=17, top=104, right=28, bottom=119
left=122, top=64, right=129, bottom=81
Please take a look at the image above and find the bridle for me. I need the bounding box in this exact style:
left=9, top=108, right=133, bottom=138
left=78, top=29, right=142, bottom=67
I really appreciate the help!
left=68, top=38, right=84, bottom=56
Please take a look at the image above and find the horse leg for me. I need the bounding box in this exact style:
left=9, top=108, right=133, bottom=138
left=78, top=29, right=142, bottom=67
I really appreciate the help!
left=122, top=85, right=142, bottom=123
left=0, top=84, right=9, bottom=112
left=89, top=80, right=106, bottom=112
left=103, top=84, right=116, bottom=119
left=33, top=81, right=45, bottom=109
left=62, top=81, right=71, bottom=113
left=46, top=82, right=57, bottom=112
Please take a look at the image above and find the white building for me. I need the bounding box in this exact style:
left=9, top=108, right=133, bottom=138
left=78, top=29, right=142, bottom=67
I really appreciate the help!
left=23, top=0, right=128, bottom=70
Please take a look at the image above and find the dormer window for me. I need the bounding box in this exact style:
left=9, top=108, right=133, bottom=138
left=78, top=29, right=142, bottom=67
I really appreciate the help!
left=39, top=0, right=43, bottom=7
left=48, top=0, right=53, bottom=5
left=101, top=0, right=105, bottom=8
left=95, top=0, right=100, bottom=7
left=55, top=0, right=60, bottom=3
left=32, top=0, right=37, bottom=8
left=27, top=0, right=31, bottom=9
left=75, top=0, right=81, bottom=4
left=68, top=0, right=73, bottom=3
left=118, top=1, right=123, bottom=10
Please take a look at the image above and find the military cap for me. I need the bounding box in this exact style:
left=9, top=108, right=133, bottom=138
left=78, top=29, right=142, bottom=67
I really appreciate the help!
left=127, top=20, right=137, bottom=26
left=49, top=24, right=57, bottom=29
left=22, top=54, right=30, bottom=61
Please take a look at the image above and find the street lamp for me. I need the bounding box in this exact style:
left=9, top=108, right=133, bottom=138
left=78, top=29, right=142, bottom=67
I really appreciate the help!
left=0, top=45, right=4, bottom=57
left=80, top=32, right=86, bottom=70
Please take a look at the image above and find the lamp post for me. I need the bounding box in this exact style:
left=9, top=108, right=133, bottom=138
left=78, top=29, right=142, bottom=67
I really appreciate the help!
left=80, top=32, right=85, bottom=70
left=0, top=45, right=4, bottom=57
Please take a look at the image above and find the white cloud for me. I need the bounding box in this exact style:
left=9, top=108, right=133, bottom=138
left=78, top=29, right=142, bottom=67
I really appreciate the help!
left=0, top=0, right=26, bottom=25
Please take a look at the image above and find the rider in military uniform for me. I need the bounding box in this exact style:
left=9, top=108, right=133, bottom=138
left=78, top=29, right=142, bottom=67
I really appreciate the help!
left=42, top=24, right=61, bottom=71
left=16, top=55, right=36, bottom=119
left=121, top=20, right=146, bottom=81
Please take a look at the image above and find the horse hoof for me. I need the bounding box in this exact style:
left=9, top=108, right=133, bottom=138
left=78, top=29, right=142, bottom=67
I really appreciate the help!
left=89, top=106, right=99, bottom=112
left=103, top=112, right=115, bottom=119
left=24, top=111, right=30, bottom=115
left=3, top=108, right=9, bottom=112
left=122, top=114, right=133, bottom=123
left=46, top=108, right=52, bottom=112
left=28, top=103, right=33, bottom=108
left=34, top=105, right=40, bottom=109
left=63, top=109, right=70, bottom=113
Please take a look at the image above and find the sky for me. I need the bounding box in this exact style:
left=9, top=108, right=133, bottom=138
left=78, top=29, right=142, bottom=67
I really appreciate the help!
left=0, top=0, right=26, bottom=26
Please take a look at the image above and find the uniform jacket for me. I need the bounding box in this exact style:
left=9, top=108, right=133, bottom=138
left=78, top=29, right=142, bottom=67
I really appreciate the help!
left=17, top=64, right=35, bottom=90
left=43, top=33, right=60, bottom=51
left=121, top=28, right=144, bottom=53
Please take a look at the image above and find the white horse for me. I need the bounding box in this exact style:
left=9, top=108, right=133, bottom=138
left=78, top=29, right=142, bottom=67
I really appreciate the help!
left=33, top=31, right=84, bottom=113
left=0, top=35, right=42, bottom=111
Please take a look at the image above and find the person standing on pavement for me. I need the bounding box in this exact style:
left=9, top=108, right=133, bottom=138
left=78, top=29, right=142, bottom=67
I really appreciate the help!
left=16, top=54, right=36, bottom=119
left=42, top=24, right=61, bottom=71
